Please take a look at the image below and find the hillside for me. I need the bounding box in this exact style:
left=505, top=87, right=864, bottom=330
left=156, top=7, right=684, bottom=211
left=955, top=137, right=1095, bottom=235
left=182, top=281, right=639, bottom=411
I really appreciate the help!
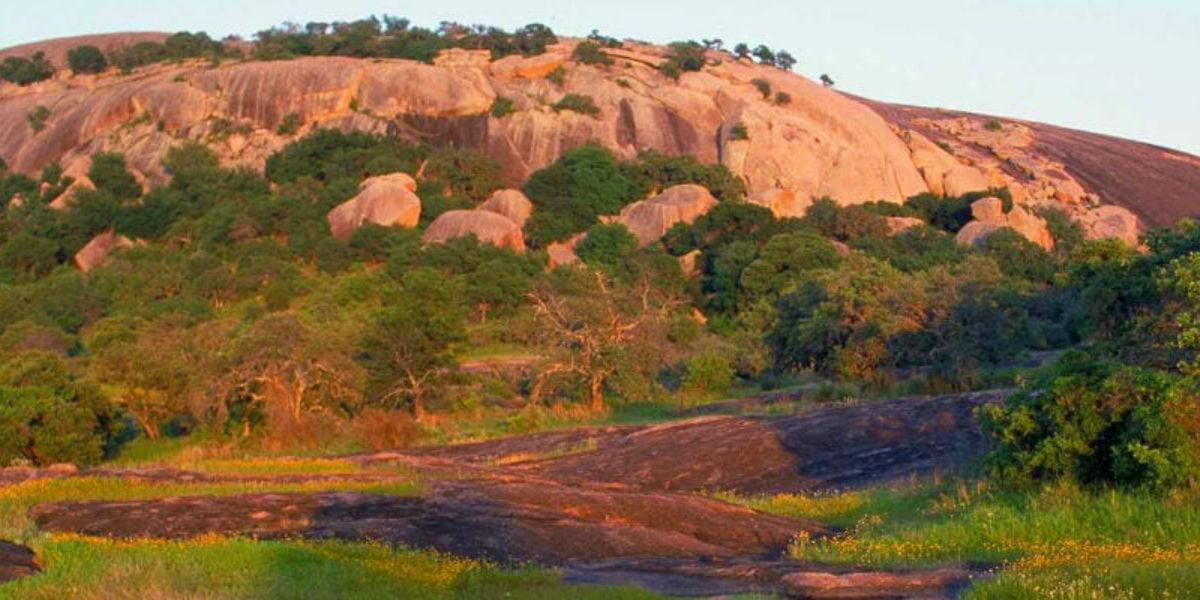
left=2, top=34, right=1196, bottom=234
left=2, top=23, right=1200, bottom=600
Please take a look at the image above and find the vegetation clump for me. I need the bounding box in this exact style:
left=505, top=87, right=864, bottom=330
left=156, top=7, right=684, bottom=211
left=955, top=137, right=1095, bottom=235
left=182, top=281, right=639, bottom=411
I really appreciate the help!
left=0, top=51, right=55, bottom=85
left=551, top=93, right=600, bottom=117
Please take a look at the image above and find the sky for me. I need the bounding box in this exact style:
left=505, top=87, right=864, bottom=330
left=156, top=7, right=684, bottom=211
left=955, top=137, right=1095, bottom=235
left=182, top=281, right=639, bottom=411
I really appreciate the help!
left=2, top=1, right=1197, bottom=155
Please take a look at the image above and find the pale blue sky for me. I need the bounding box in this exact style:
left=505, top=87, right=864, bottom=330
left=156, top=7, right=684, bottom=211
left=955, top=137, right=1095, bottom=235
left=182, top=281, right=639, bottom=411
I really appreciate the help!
left=2, top=1, right=1197, bottom=154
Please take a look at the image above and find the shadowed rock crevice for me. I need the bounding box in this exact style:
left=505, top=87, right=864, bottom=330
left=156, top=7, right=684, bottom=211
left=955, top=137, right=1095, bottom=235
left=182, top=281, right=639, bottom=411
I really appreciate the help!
left=0, top=541, right=38, bottom=584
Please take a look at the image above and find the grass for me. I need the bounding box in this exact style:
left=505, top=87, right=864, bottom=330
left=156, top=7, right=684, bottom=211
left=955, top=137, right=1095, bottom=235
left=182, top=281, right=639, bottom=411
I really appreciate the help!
left=0, top=461, right=659, bottom=599
left=0, top=537, right=661, bottom=600
left=721, top=480, right=1200, bottom=598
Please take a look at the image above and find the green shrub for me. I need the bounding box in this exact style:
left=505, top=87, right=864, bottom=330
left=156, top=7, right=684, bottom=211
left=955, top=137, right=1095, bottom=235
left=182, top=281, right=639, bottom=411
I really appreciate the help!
left=984, top=119, right=1004, bottom=131
left=981, top=352, right=1200, bottom=492
left=67, top=45, right=109, bottom=74
left=730, top=123, right=749, bottom=141
left=523, top=143, right=636, bottom=246
left=89, top=152, right=142, bottom=201
left=575, top=223, right=638, bottom=270
left=0, top=52, right=55, bottom=85
left=26, top=106, right=50, bottom=132
left=552, top=93, right=600, bottom=117
left=623, top=149, right=747, bottom=201
left=546, top=66, right=566, bottom=86
left=0, top=385, right=107, bottom=466
left=659, top=41, right=705, bottom=79
left=490, top=96, right=516, bottom=118
left=276, top=113, right=302, bottom=136
left=751, top=78, right=772, bottom=99
left=774, top=91, right=792, bottom=105
left=571, top=41, right=613, bottom=66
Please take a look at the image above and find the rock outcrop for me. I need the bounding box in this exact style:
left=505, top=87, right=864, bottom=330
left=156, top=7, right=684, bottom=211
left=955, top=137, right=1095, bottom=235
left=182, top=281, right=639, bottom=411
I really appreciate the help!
left=900, top=129, right=990, bottom=197
left=0, top=541, right=38, bottom=584
left=1, top=37, right=1194, bottom=243
left=32, top=480, right=817, bottom=564
left=617, top=184, right=718, bottom=245
left=73, top=231, right=133, bottom=272
left=327, top=173, right=421, bottom=241
left=956, top=197, right=1054, bottom=250
left=863, top=99, right=1200, bottom=230
left=422, top=210, right=525, bottom=251
left=886, top=216, right=925, bottom=235
left=1078, top=205, right=1141, bottom=247
left=748, top=187, right=807, bottom=219
left=477, top=189, right=533, bottom=227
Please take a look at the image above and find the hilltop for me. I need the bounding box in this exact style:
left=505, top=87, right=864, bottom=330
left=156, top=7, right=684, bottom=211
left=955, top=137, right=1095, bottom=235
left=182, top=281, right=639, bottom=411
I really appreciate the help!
left=2, top=31, right=1196, bottom=237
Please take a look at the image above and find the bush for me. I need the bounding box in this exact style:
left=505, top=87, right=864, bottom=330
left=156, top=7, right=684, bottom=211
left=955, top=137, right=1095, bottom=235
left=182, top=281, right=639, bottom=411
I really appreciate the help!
left=0, top=386, right=105, bottom=466
left=984, top=119, right=1004, bottom=132
left=67, top=45, right=109, bottom=74
left=623, top=149, right=747, bottom=201
left=0, top=52, right=55, bottom=85
left=981, top=352, right=1200, bottom=492
left=523, top=144, right=636, bottom=246
left=264, top=129, right=425, bottom=185
left=276, top=113, right=302, bottom=136
left=571, top=41, right=613, bottom=66
left=490, top=96, right=516, bottom=118
left=89, top=152, right=142, bottom=201
left=552, top=93, right=600, bottom=117
left=660, top=41, right=706, bottom=78
left=26, top=106, right=50, bottom=132
left=575, top=223, right=638, bottom=270
left=546, top=66, right=566, bottom=86
left=774, top=91, right=792, bottom=105
left=730, top=123, right=749, bottom=141
left=751, top=78, right=772, bottom=99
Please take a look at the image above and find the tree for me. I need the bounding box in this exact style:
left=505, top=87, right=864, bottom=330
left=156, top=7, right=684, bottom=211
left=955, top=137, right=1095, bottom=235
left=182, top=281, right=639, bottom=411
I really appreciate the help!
left=523, top=143, right=636, bottom=246
left=752, top=45, right=776, bottom=65
left=359, top=268, right=466, bottom=417
left=0, top=52, right=55, bottom=85
left=820, top=74, right=835, bottom=88
left=89, top=322, right=190, bottom=439
left=981, top=352, right=1200, bottom=492
left=527, top=269, right=679, bottom=410
left=575, top=223, right=639, bottom=271
left=67, top=45, right=108, bottom=74
left=221, top=313, right=362, bottom=437
left=88, top=152, right=142, bottom=201
left=775, top=51, right=797, bottom=71
left=571, top=41, right=613, bottom=66
left=733, top=43, right=751, bottom=60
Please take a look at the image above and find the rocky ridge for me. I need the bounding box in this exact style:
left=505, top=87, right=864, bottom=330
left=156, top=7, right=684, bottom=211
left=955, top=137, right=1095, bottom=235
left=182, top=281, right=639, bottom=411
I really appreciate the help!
left=5, top=35, right=1193, bottom=243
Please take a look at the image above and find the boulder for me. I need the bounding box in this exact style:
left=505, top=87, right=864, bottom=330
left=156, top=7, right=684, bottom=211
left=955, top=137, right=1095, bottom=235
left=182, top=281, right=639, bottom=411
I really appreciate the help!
left=546, top=234, right=584, bottom=269
left=885, top=216, right=925, bottom=235
left=74, top=231, right=133, bottom=272
left=617, top=184, right=718, bottom=246
left=478, top=189, right=533, bottom=227
left=490, top=53, right=566, bottom=79
left=904, top=130, right=989, bottom=197
left=679, top=249, right=702, bottom=277
left=955, top=221, right=1007, bottom=248
left=970, top=197, right=1006, bottom=223
left=327, top=173, right=421, bottom=241
left=423, top=210, right=525, bottom=252
left=1079, top=205, right=1140, bottom=246
left=0, top=541, right=38, bottom=583
left=1005, top=205, right=1054, bottom=250
left=748, top=187, right=807, bottom=219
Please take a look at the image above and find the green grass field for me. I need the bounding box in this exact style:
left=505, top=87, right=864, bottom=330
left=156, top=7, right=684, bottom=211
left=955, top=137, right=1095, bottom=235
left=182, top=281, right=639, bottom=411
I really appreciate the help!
left=722, top=481, right=1200, bottom=599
